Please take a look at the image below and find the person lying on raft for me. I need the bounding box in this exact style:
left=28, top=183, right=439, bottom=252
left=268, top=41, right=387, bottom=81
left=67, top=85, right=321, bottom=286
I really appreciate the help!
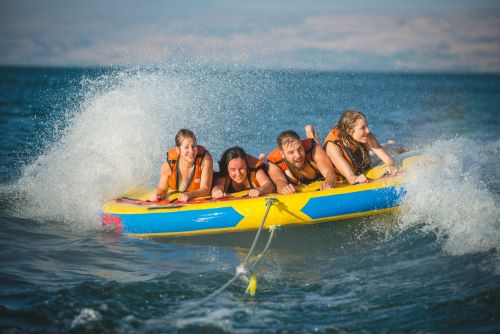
left=306, top=110, right=397, bottom=185
left=149, top=129, right=213, bottom=202
left=211, top=146, right=274, bottom=199
left=304, top=125, right=407, bottom=156
left=267, top=130, right=336, bottom=195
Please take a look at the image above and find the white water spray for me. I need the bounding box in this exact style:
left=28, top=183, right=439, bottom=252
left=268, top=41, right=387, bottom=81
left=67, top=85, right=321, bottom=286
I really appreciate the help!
left=14, top=68, right=203, bottom=228
left=400, top=138, right=499, bottom=256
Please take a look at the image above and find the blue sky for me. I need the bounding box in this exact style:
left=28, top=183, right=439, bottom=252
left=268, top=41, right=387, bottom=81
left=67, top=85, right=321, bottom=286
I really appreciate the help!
left=1, top=0, right=499, bottom=72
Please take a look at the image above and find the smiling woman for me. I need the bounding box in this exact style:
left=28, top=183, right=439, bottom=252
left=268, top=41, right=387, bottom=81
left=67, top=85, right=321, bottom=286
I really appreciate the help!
left=149, top=128, right=213, bottom=202
left=321, top=110, right=397, bottom=185
left=211, top=146, right=274, bottom=199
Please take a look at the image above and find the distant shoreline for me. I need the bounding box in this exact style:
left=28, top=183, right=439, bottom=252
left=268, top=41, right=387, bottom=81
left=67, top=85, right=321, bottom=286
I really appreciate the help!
left=1, top=64, right=499, bottom=77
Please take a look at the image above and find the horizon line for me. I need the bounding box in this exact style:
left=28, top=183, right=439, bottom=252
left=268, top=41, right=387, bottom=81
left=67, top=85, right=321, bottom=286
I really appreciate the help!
left=1, top=63, right=499, bottom=76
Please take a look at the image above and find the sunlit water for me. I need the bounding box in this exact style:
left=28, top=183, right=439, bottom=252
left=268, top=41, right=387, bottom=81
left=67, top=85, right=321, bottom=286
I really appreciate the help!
left=0, top=66, right=498, bottom=333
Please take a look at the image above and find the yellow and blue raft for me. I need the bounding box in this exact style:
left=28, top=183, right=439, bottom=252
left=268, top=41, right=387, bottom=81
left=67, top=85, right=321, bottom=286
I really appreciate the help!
left=101, top=152, right=423, bottom=237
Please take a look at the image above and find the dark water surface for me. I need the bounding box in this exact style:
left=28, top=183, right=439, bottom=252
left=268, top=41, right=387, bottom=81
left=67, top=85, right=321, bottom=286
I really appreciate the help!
left=0, top=66, right=499, bottom=333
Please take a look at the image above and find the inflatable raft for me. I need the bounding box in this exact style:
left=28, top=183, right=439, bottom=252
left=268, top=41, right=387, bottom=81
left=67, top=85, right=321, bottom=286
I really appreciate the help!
left=101, top=152, right=422, bottom=238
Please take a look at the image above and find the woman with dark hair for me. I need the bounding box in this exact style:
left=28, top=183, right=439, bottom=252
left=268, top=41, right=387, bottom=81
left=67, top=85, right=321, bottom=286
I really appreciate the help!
left=149, top=129, right=213, bottom=202
left=211, top=146, right=274, bottom=199
left=307, top=110, right=397, bottom=184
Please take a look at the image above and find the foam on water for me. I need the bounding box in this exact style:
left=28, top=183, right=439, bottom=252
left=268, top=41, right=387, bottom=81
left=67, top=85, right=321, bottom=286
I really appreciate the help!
left=70, top=308, right=102, bottom=329
left=12, top=68, right=206, bottom=227
left=400, top=138, right=499, bottom=257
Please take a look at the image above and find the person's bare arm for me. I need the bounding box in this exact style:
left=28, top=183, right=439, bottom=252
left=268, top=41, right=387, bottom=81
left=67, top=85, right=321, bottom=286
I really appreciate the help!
left=268, top=162, right=296, bottom=195
left=325, top=142, right=366, bottom=185
left=211, top=175, right=227, bottom=199
left=149, top=161, right=172, bottom=201
left=367, top=134, right=397, bottom=175
left=248, top=169, right=275, bottom=197
left=312, top=144, right=336, bottom=189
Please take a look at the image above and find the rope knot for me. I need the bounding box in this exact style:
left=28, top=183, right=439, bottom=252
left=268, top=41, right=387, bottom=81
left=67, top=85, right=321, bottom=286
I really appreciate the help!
left=236, top=264, right=248, bottom=277
left=266, top=197, right=278, bottom=206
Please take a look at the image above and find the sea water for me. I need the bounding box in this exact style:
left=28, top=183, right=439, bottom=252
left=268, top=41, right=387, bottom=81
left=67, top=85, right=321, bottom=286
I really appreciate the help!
left=0, top=65, right=498, bottom=333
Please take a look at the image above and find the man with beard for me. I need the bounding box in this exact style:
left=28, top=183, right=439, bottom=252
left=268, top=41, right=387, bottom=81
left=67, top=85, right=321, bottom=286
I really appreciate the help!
left=267, top=130, right=336, bottom=195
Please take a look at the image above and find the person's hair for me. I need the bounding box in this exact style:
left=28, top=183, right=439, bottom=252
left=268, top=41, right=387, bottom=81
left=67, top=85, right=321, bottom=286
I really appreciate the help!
left=277, top=130, right=301, bottom=150
left=218, top=146, right=247, bottom=175
left=336, top=109, right=371, bottom=170
left=336, top=110, right=367, bottom=140
left=175, top=129, right=196, bottom=147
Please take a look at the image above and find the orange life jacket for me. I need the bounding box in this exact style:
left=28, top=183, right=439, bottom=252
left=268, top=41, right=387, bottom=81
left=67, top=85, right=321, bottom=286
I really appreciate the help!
left=223, top=155, right=265, bottom=193
left=323, top=127, right=371, bottom=175
left=267, top=138, right=322, bottom=185
left=166, top=145, right=208, bottom=192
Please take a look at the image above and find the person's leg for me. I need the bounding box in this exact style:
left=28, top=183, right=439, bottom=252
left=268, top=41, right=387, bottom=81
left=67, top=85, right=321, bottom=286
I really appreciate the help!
left=305, top=124, right=319, bottom=143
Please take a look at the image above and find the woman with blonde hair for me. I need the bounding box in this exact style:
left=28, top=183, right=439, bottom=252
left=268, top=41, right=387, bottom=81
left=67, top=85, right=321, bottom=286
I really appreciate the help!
left=307, top=110, right=397, bottom=184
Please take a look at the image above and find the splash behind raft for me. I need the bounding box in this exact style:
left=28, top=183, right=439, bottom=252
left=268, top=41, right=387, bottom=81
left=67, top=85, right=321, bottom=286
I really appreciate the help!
left=101, top=152, right=423, bottom=238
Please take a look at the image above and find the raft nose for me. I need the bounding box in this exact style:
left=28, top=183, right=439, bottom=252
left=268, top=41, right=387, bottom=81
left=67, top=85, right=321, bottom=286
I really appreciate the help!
left=101, top=215, right=123, bottom=233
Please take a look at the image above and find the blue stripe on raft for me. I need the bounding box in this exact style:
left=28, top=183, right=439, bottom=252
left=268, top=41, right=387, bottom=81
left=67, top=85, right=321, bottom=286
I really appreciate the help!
left=120, top=207, right=244, bottom=234
left=301, top=186, right=404, bottom=219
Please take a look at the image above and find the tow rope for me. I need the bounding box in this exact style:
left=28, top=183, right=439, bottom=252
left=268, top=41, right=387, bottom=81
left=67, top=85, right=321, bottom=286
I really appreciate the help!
left=196, top=197, right=278, bottom=305
left=170, top=197, right=279, bottom=318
